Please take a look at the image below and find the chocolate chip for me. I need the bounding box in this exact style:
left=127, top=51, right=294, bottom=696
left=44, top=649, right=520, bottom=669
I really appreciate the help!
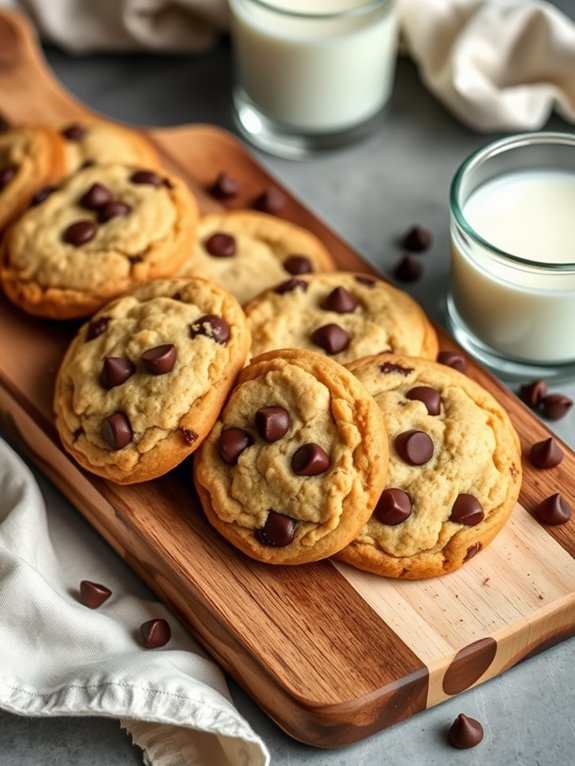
left=30, top=185, right=57, bottom=206
left=101, top=412, right=133, bottom=450
left=449, top=494, right=484, bottom=526
left=274, top=278, right=308, bottom=295
left=255, top=406, right=290, bottom=442
left=100, top=357, right=135, bottom=389
left=79, top=580, right=112, bottom=609
left=218, top=428, right=253, bottom=465
left=283, top=255, right=312, bottom=275
left=311, top=323, right=350, bottom=355
left=518, top=379, right=548, bottom=409
left=63, top=220, right=97, bottom=246
left=437, top=350, right=466, bottom=372
left=61, top=123, right=86, bottom=141
left=321, top=286, right=359, bottom=314
left=448, top=713, right=484, bottom=749
left=98, top=201, right=132, bottom=223
left=400, top=225, right=432, bottom=253
left=253, top=187, right=285, bottom=214
left=406, top=386, right=441, bottom=415
left=181, top=428, right=198, bottom=445
left=529, top=437, right=564, bottom=469
left=128, top=254, right=143, bottom=265
left=394, top=430, right=433, bottom=465
left=210, top=172, right=240, bottom=199
left=255, top=510, right=297, bottom=547
left=541, top=393, right=573, bottom=421
left=130, top=170, right=163, bottom=187
left=534, top=493, right=572, bottom=525
left=141, top=344, right=177, bottom=375
left=79, top=183, right=113, bottom=210
left=81, top=159, right=95, bottom=169
left=190, top=314, right=230, bottom=344
left=380, top=362, right=413, bottom=376
left=393, top=254, right=423, bottom=283
left=86, top=316, right=110, bottom=341
left=292, top=443, right=331, bottom=476
left=204, top=232, right=236, bottom=257
left=140, top=618, right=171, bottom=648
left=162, top=177, right=174, bottom=189
left=0, top=164, right=17, bottom=191
left=374, top=488, right=412, bottom=525
left=464, top=543, right=482, bottom=561
left=73, top=427, right=84, bottom=441
left=355, top=275, right=376, bottom=286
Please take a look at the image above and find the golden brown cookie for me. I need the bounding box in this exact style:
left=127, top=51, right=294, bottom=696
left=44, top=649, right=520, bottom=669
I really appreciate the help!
left=0, top=126, right=67, bottom=229
left=54, top=278, right=250, bottom=484
left=337, top=354, right=522, bottom=578
left=0, top=163, right=198, bottom=318
left=244, top=271, right=438, bottom=363
left=194, top=348, right=388, bottom=565
left=177, top=210, right=335, bottom=305
left=60, top=121, right=159, bottom=173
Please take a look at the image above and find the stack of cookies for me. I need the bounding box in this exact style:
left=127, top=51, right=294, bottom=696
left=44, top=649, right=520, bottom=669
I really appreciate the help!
left=0, top=118, right=522, bottom=580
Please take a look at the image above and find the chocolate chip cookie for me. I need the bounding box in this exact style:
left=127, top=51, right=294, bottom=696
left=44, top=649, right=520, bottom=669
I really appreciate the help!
left=337, top=354, right=522, bottom=578
left=244, top=272, right=438, bottom=364
left=60, top=121, right=159, bottom=173
left=194, top=348, right=388, bottom=565
left=54, top=278, right=250, bottom=484
left=0, top=163, right=199, bottom=318
left=177, top=210, right=335, bottom=305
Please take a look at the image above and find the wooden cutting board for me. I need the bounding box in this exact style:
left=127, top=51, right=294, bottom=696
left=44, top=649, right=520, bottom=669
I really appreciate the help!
left=1, top=9, right=574, bottom=748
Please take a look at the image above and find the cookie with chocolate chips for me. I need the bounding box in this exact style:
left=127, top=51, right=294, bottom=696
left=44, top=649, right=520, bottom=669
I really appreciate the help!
left=244, top=272, right=438, bottom=364
left=336, top=353, right=522, bottom=578
left=176, top=210, right=334, bottom=305
left=0, top=163, right=198, bottom=318
left=54, top=278, right=250, bottom=484
left=60, top=120, right=159, bottom=173
left=194, top=348, right=388, bottom=565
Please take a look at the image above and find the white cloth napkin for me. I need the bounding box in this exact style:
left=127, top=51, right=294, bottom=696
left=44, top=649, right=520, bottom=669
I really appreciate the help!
left=0, top=436, right=269, bottom=766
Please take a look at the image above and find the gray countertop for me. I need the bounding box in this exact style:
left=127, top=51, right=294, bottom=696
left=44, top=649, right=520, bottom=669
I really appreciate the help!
left=1, top=15, right=575, bottom=766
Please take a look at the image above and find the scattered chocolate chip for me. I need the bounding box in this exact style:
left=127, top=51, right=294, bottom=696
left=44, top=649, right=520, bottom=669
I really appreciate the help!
left=30, top=185, right=57, bottom=206
left=140, top=618, right=171, bottom=648
left=218, top=428, right=253, bottom=465
left=355, top=275, right=376, bottom=286
left=406, top=386, right=441, bottom=415
left=311, top=323, right=350, bottom=355
left=535, top=493, right=572, bottom=525
left=400, top=225, right=432, bottom=253
left=437, top=350, right=466, bottom=372
left=79, top=183, right=113, bottom=210
left=529, top=437, right=564, bottom=469
left=255, top=510, right=297, bottom=547
left=450, top=494, right=484, bottom=526
left=292, top=443, right=331, bottom=476
left=141, top=344, right=177, bottom=375
left=464, top=543, right=482, bottom=561
left=518, top=379, right=548, bottom=409
left=380, top=362, right=413, bottom=376
left=100, top=356, right=135, bottom=389
left=448, top=713, right=484, bottom=749
left=0, top=164, right=17, bottom=191
left=130, top=170, right=163, bottom=187
left=255, top=406, right=290, bottom=442
left=61, top=123, right=86, bottom=141
left=171, top=291, right=183, bottom=301
left=274, top=278, right=308, bottom=295
left=63, top=219, right=97, bottom=246
left=86, top=316, right=110, bottom=341
left=181, top=428, right=198, bottom=445
left=79, top=580, right=112, bottom=609
left=393, top=254, right=423, bottom=283
left=321, top=286, right=359, bottom=314
left=253, top=187, right=285, bottom=214
left=541, top=393, right=573, bottom=421
left=394, top=430, right=434, bottom=465
left=210, top=172, right=240, bottom=199
left=283, top=255, right=312, bottom=275
left=204, top=232, right=236, bottom=257
left=98, top=200, right=132, bottom=223
left=374, top=488, right=412, bottom=525
left=190, top=314, right=230, bottom=344
left=101, top=412, right=133, bottom=450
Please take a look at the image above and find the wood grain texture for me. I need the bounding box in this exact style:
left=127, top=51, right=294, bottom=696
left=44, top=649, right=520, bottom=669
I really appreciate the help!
left=0, top=8, right=574, bottom=747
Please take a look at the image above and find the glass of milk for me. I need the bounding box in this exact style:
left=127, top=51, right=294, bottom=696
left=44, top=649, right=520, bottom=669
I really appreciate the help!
left=447, top=132, right=575, bottom=381
left=228, top=0, right=399, bottom=158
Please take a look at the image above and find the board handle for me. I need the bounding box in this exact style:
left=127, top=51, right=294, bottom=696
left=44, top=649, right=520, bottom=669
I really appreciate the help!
left=0, top=9, right=92, bottom=126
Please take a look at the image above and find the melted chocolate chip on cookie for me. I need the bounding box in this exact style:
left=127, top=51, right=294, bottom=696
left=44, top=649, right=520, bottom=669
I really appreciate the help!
left=292, top=443, right=331, bottom=475
left=275, top=278, right=308, bottom=295
left=283, top=255, right=312, bottom=275
left=130, top=170, right=163, bottom=187
left=80, top=183, right=113, bottom=210
left=141, top=344, right=177, bottom=375
left=321, top=286, right=358, bottom=314
left=101, top=412, right=133, bottom=450
left=311, top=323, right=350, bottom=355
left=374, top=488, right=412, bottom=525
left=394, top=430, right=433, bottom=465
left=86, top=316, right=110, bottom=341
left=205, top=232, right=236, bottom=257
left=255, top=406, right=290, bottom=442
left=449, top=494, right=484, bottom=526
left=218, top=428, right=253, bottom=465
left=255, top=510, right=297, bottom=547
left=406, top=386, right=441, bottom=415
left=100, top=357, right=135, bottom=389
left=63, top=220, right=97, bottom=246
left=190, top=315, right=230, bottom=344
